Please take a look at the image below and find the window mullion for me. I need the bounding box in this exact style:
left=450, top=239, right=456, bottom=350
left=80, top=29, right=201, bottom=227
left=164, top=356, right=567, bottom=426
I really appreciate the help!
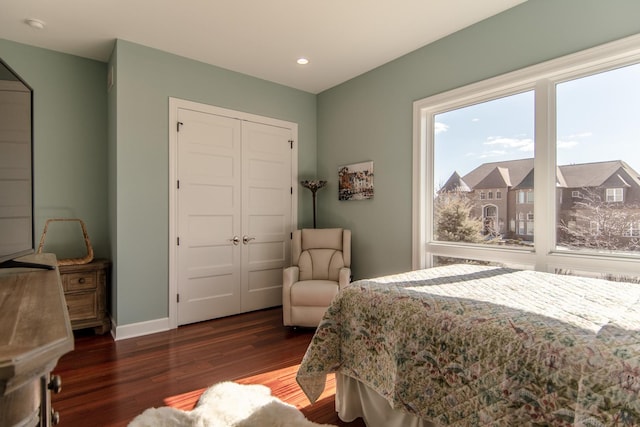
left=533, top=79, right=555, bottom=271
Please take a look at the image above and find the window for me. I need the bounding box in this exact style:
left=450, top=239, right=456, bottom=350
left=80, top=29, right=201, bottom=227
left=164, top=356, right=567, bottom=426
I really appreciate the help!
left=606, top=188, right=624, bottom=202
left=518, top=212, right=525, bottom=235
left=517, top=190, right=534, bottom=204
left=527, top=213, right=534, bottom=235
left=623, top=223, right=640, bottom=237
left=556, top=63, right=640, bottom=254
left=433, top=91, right=533, bottom=247
left=414, top=34, right=640, bottom=279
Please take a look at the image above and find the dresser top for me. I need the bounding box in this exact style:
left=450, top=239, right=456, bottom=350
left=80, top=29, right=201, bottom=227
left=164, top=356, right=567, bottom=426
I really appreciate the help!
left=0, top=253, right=74, bottom=395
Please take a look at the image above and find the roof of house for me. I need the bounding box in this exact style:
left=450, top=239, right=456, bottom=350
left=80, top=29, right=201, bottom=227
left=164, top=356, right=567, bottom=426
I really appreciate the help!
left=461, top=158, right=533, bottom=189
left=440, top=171, right=471, bottom=192
left=474, top=166, right=512, bottom=189
left=446, top=159, right=640, bottom=191
left=560, top=160, right=640, bottom=188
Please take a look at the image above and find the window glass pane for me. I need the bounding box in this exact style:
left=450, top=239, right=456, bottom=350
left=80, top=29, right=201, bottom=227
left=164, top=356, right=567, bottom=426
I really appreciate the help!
left=434, top=91, right=534, bottom=247
left=553, top=267, right=640, bottom=283
left=433, top=255, right=531, bottom=270
left=556, top=63, right=640, bottom=255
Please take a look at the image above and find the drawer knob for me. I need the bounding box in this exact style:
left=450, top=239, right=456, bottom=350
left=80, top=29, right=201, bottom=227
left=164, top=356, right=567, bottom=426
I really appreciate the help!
left=48, top=374, right=62, bottom=393
left=51, top=409, right=60, bottom=425
left=78, top=277, right=86, bottom=284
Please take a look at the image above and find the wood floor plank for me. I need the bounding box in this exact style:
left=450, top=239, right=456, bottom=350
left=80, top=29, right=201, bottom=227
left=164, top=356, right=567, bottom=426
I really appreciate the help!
left=51, top=307, right=366, bottom=427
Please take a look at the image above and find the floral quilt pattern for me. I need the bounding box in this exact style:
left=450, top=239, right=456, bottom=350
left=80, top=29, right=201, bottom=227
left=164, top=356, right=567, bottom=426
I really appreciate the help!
left=296, top=265, right=640, bottom=426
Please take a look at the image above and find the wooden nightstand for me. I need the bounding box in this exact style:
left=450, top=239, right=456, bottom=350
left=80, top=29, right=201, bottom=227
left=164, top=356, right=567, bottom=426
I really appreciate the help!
left=58, top=259, right=110, bottom=335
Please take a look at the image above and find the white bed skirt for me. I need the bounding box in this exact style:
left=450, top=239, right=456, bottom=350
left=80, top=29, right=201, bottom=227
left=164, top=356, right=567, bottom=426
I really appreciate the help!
left=335, top=373, right=435, bottom=427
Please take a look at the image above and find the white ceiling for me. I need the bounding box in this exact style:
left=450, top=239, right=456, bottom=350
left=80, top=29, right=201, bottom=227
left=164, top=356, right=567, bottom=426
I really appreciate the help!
left=0, top=0, right=525, bottom=94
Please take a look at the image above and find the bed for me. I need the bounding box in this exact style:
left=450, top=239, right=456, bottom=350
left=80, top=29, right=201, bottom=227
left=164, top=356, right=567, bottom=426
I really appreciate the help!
left=296, top=264, right=640, bottom=427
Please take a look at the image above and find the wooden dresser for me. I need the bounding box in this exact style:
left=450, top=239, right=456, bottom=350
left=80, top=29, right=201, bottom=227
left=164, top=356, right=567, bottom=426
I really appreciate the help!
left=0, top=253, right=74, bottom=427
left=58, top=259, right=110, bottom=334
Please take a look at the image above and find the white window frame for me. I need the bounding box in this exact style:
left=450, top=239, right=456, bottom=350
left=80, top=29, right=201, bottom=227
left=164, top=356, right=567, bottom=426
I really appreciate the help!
left=412, top=33, right=640, bottom=276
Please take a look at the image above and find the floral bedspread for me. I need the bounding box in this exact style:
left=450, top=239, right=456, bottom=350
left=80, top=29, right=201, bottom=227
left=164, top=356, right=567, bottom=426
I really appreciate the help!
left=296, top=264, right=640, bottom=426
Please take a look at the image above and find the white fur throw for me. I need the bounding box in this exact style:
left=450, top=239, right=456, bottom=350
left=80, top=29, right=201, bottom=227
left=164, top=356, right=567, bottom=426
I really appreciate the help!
left=128, top=381, right=336, bottom=427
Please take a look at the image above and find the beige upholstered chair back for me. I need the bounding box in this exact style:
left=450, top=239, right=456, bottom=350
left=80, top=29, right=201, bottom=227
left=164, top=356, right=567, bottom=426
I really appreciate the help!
left=292, top=228, right=351, bottom=282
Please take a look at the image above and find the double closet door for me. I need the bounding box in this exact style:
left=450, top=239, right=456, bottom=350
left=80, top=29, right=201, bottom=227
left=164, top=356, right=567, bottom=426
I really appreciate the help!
left=175, top=106, right=294, bottom=326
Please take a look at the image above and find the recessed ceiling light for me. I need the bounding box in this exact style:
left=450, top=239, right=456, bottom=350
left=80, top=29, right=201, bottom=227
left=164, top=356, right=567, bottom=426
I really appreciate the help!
left=296, top=58, right=309, bottom=65
left=25, top=18, right=46, bottom=29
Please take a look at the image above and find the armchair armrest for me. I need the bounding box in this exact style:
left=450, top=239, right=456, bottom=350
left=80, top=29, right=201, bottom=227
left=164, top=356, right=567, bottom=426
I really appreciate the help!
left=338, top=267, right=351, bottom=290
left=283, top=266, right=299, bottom=288
left=282, top=266, right=300, bottom=326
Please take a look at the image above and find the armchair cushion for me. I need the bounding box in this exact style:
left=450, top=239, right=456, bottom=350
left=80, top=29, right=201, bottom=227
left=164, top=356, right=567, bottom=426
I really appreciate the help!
left=290, top=280, right=339, bottom=306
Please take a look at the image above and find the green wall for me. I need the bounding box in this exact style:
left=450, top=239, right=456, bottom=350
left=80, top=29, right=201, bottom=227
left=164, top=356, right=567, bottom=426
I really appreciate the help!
left=0, top=40, right=109, bottom=260
left=0, top=38, right=316, bottom=328
left=316, top=0, right=640, bottom=280
left=111, top=40, right=317, bottom=325
left=2, top=0, right=640, bottom=329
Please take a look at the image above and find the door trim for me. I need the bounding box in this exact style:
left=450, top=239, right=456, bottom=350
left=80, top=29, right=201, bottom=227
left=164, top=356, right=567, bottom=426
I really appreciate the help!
left=168, top=97, right=298, bottom=329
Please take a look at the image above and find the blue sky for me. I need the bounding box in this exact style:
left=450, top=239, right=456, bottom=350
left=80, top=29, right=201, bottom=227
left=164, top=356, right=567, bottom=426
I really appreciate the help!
left=434, top=62, right=640, bottom=188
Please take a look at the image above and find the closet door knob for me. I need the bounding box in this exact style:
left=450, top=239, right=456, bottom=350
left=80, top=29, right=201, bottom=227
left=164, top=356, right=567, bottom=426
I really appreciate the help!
left=243, top=235, right=255, bottom=244
left=228, top=236, right=240, bottom=245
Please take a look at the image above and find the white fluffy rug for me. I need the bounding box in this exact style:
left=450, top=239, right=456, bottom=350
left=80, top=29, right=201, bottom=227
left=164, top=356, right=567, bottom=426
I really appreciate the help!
left=128, top=381, right=336, bottom=427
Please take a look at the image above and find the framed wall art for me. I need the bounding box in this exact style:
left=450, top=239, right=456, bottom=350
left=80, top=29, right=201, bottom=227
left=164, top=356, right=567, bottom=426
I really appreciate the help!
left=338, top=161, right=374, bottom=201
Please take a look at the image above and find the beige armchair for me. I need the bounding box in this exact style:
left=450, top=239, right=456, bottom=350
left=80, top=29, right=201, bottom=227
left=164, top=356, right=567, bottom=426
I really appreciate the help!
left=283, top=228, right=351, bottom=327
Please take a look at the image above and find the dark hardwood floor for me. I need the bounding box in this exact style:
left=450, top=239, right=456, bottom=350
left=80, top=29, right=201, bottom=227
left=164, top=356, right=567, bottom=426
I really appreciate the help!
left=51, top=307, right=366, bottom=427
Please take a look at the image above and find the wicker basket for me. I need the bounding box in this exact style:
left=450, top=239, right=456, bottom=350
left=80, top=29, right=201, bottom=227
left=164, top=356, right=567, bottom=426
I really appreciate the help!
left=37, top=218, right=94, bottom=266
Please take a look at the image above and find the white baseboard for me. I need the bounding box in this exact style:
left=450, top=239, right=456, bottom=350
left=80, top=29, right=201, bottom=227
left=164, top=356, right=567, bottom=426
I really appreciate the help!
left=112, top=317, right=172, bottom=341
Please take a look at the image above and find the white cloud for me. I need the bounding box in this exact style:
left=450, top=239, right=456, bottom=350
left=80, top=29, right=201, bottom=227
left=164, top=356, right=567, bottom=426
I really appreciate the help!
left=484, top=136, right=534, bottom=152
left=434, top=122, right=449, bottom=134
left=566, top=131, right=592, bottom=139
left=557, top=140, right=579, bottom=149
left=472, top=118, right=480, bottom=122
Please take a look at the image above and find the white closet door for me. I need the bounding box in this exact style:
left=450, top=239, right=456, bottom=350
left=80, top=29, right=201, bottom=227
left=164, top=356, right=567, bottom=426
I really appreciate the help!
left=241, top=121, right=292, bottom=311
left=177, top=108, right=242, bottom=325
left=175, top=107, right=293, bottom=325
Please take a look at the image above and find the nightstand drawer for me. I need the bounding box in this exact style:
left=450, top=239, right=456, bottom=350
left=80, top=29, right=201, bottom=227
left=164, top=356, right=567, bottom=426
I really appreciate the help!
left=62, top=271, right=97, bottom=292
left=65, top=291, right=97, bottom=321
